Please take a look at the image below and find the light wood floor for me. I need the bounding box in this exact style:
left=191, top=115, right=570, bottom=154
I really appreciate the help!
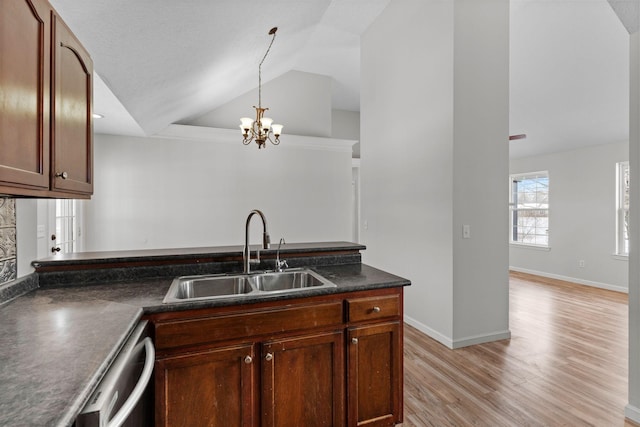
left=401, top=272, right=636, bottom=427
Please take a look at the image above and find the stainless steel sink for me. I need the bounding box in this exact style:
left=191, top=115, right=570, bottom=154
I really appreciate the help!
left=163, top=269, right=336, bottom=303
left=249, top=269, right=333, bottom=293
left=167, top=275, right=253, bottom=301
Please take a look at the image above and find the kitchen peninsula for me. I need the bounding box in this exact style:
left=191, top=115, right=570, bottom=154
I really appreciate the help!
left=0, top=242, right=409, bottom=426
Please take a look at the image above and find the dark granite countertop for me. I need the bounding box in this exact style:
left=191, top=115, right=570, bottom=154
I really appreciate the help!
left=32, top=241, right=366, bottom=270
left=52, top=263, right=410, bottom=314
left=0, top=292, right=142, bottom=427
left=0, top=249, right=409, bottom=427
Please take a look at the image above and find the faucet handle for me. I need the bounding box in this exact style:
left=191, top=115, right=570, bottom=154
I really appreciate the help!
left=249, top=248, right=261, bottom=266
left=275, top=259, right=288, bottom=272
left=249, top=248, right=260, bottom=265
left=275, top=238, right=287, bottom=272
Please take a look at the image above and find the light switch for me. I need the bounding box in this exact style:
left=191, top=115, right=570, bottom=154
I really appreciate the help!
left=462, top=224, right=471, bottom=239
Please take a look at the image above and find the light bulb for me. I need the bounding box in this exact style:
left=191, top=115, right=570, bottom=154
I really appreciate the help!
left=271, top=124, right=283, bottom=136
left=261, top=117, right=273, bottom=131
left=240, top=117, right=254, bottom=131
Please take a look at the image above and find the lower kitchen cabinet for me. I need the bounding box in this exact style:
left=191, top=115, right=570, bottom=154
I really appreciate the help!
left=149, top=287, right=404, bottom=427
left=155, top=343, right=258, bottom=427
left=347, top=322, right=402, bottom=427
left=262, top=331, right=344, bottom=427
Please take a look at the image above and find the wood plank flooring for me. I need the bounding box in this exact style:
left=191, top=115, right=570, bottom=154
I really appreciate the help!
left=401, top=272, right=635, bottom=426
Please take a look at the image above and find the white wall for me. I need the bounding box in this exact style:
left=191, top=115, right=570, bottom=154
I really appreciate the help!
left=361, top=0, right=509, bottom=348
left=84, top=127, right=353, bottom=251
left=15, top=200, right=37, bottom=277
left=510, top=142, right=629, bottom=292
left=626, top=30, right=640, bottom=423
left=331, top=110, right=359, bottom=141
left=361, top=0, right=455, bottom=343
left=332, top=109, right=360, bottom=157
left=452, top=0, right=510, bottom=344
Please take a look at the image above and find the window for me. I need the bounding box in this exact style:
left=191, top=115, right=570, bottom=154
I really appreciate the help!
left=616, top=161, right=629, bottom=256
left=509, top=171, right=549, bottom=246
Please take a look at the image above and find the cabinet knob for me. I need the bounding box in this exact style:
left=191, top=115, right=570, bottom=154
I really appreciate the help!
left=244, top=355, right=252, bottom=364
left=351, top=338, right=358, bottom=345
left=265, top=352, right=273, bottom=361
left=372, top=306, right=381, bottom=313
left=55, top=171, right=68, bottom=180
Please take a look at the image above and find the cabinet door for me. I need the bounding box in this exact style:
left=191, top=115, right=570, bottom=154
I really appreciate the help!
left=155, top=344, right=258, bottom=427
left=51, top=13, right=93, bottom=195
left=0, top=0, right=50, bottom=190
left=262, top=331, right=345, bottom=427
left=348, top=322, right=402, bottom=427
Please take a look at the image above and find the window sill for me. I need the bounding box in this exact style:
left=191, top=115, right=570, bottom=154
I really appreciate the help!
left=612, top=254, right=629, bottom=261
left=509, top=243, right=551, bottom=252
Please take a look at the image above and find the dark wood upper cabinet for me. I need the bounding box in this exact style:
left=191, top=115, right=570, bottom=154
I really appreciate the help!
left=0, top=0, right=51, bottom=191
left=0, top=0, right=93, bottom=198
left=51, top=13, right=93, bottom=195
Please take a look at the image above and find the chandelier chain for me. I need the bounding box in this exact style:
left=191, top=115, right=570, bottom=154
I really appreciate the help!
left=258, top=28, right=277, bottom=109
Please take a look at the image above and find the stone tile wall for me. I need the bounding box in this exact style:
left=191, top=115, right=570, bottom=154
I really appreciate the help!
left=0, top=198, right=17, bottom=285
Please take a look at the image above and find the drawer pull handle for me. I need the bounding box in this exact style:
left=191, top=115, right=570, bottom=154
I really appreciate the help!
left=265, top=352, right=273, bottom=361
left=372, top=306, right=381, bottom=313
left=244, top=356, right=253, bottom=364
left=351, top=338, right=358, bottom=345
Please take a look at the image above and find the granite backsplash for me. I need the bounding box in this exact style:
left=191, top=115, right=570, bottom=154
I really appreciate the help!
left=0, top=198, right=17, bottom=285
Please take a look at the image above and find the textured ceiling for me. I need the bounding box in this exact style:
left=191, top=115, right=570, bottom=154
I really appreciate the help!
left=48, top=0, right=390, bottom=135
left=49, top=0, right=630, bottom=160
left=509, top=0, right=629, bottom=158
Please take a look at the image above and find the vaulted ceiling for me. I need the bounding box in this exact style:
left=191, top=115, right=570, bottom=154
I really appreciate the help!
left=49, top=0, right=631, bottom=159
left=48, top=0, right=390, bottom=136
left=608, top=0, right=639, bottom=33
left=509, top=0, right=629, bottom=158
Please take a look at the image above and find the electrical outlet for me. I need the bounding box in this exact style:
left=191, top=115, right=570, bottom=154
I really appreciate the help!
left=36, top=225, right=45, bottom=239
left=578, top=260, right=585, bottom=268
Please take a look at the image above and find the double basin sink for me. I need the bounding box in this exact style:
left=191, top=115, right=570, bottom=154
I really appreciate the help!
left=163, top=268, right=337, bottom=303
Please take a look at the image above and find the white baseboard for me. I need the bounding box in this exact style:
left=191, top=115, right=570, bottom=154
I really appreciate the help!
left=404, top=315, right=453, bottom=348
left=404, top=315, right=511, bottom=349
left=509, top=266, right=628, bottom=294
left=451, top=330, right=511, bottom=349
left=625, top=404, right=640, bottom=424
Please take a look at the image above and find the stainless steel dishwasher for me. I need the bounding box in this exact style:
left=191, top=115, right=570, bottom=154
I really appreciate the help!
left=76, top=320, right=155, bottom=427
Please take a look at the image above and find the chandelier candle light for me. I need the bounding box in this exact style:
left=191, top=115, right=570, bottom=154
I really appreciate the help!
left=240, top=27, right=283, bottom=149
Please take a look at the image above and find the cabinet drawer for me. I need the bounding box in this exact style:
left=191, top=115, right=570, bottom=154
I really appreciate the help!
left=155, top=301, right=343, bottom=350
left=346, top=294, right=400, bottom=322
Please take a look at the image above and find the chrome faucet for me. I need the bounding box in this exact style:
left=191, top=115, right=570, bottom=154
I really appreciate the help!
left=244, top=209, right=270, bottom=274
left=275, top=238, right=288, bottom=272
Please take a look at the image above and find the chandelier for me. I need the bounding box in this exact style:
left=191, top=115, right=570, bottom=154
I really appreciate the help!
left=240, top=27, right=283, bottom=149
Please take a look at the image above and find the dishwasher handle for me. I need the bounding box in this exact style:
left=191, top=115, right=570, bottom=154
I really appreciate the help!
left=107, top=337, right=155, bottom=427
